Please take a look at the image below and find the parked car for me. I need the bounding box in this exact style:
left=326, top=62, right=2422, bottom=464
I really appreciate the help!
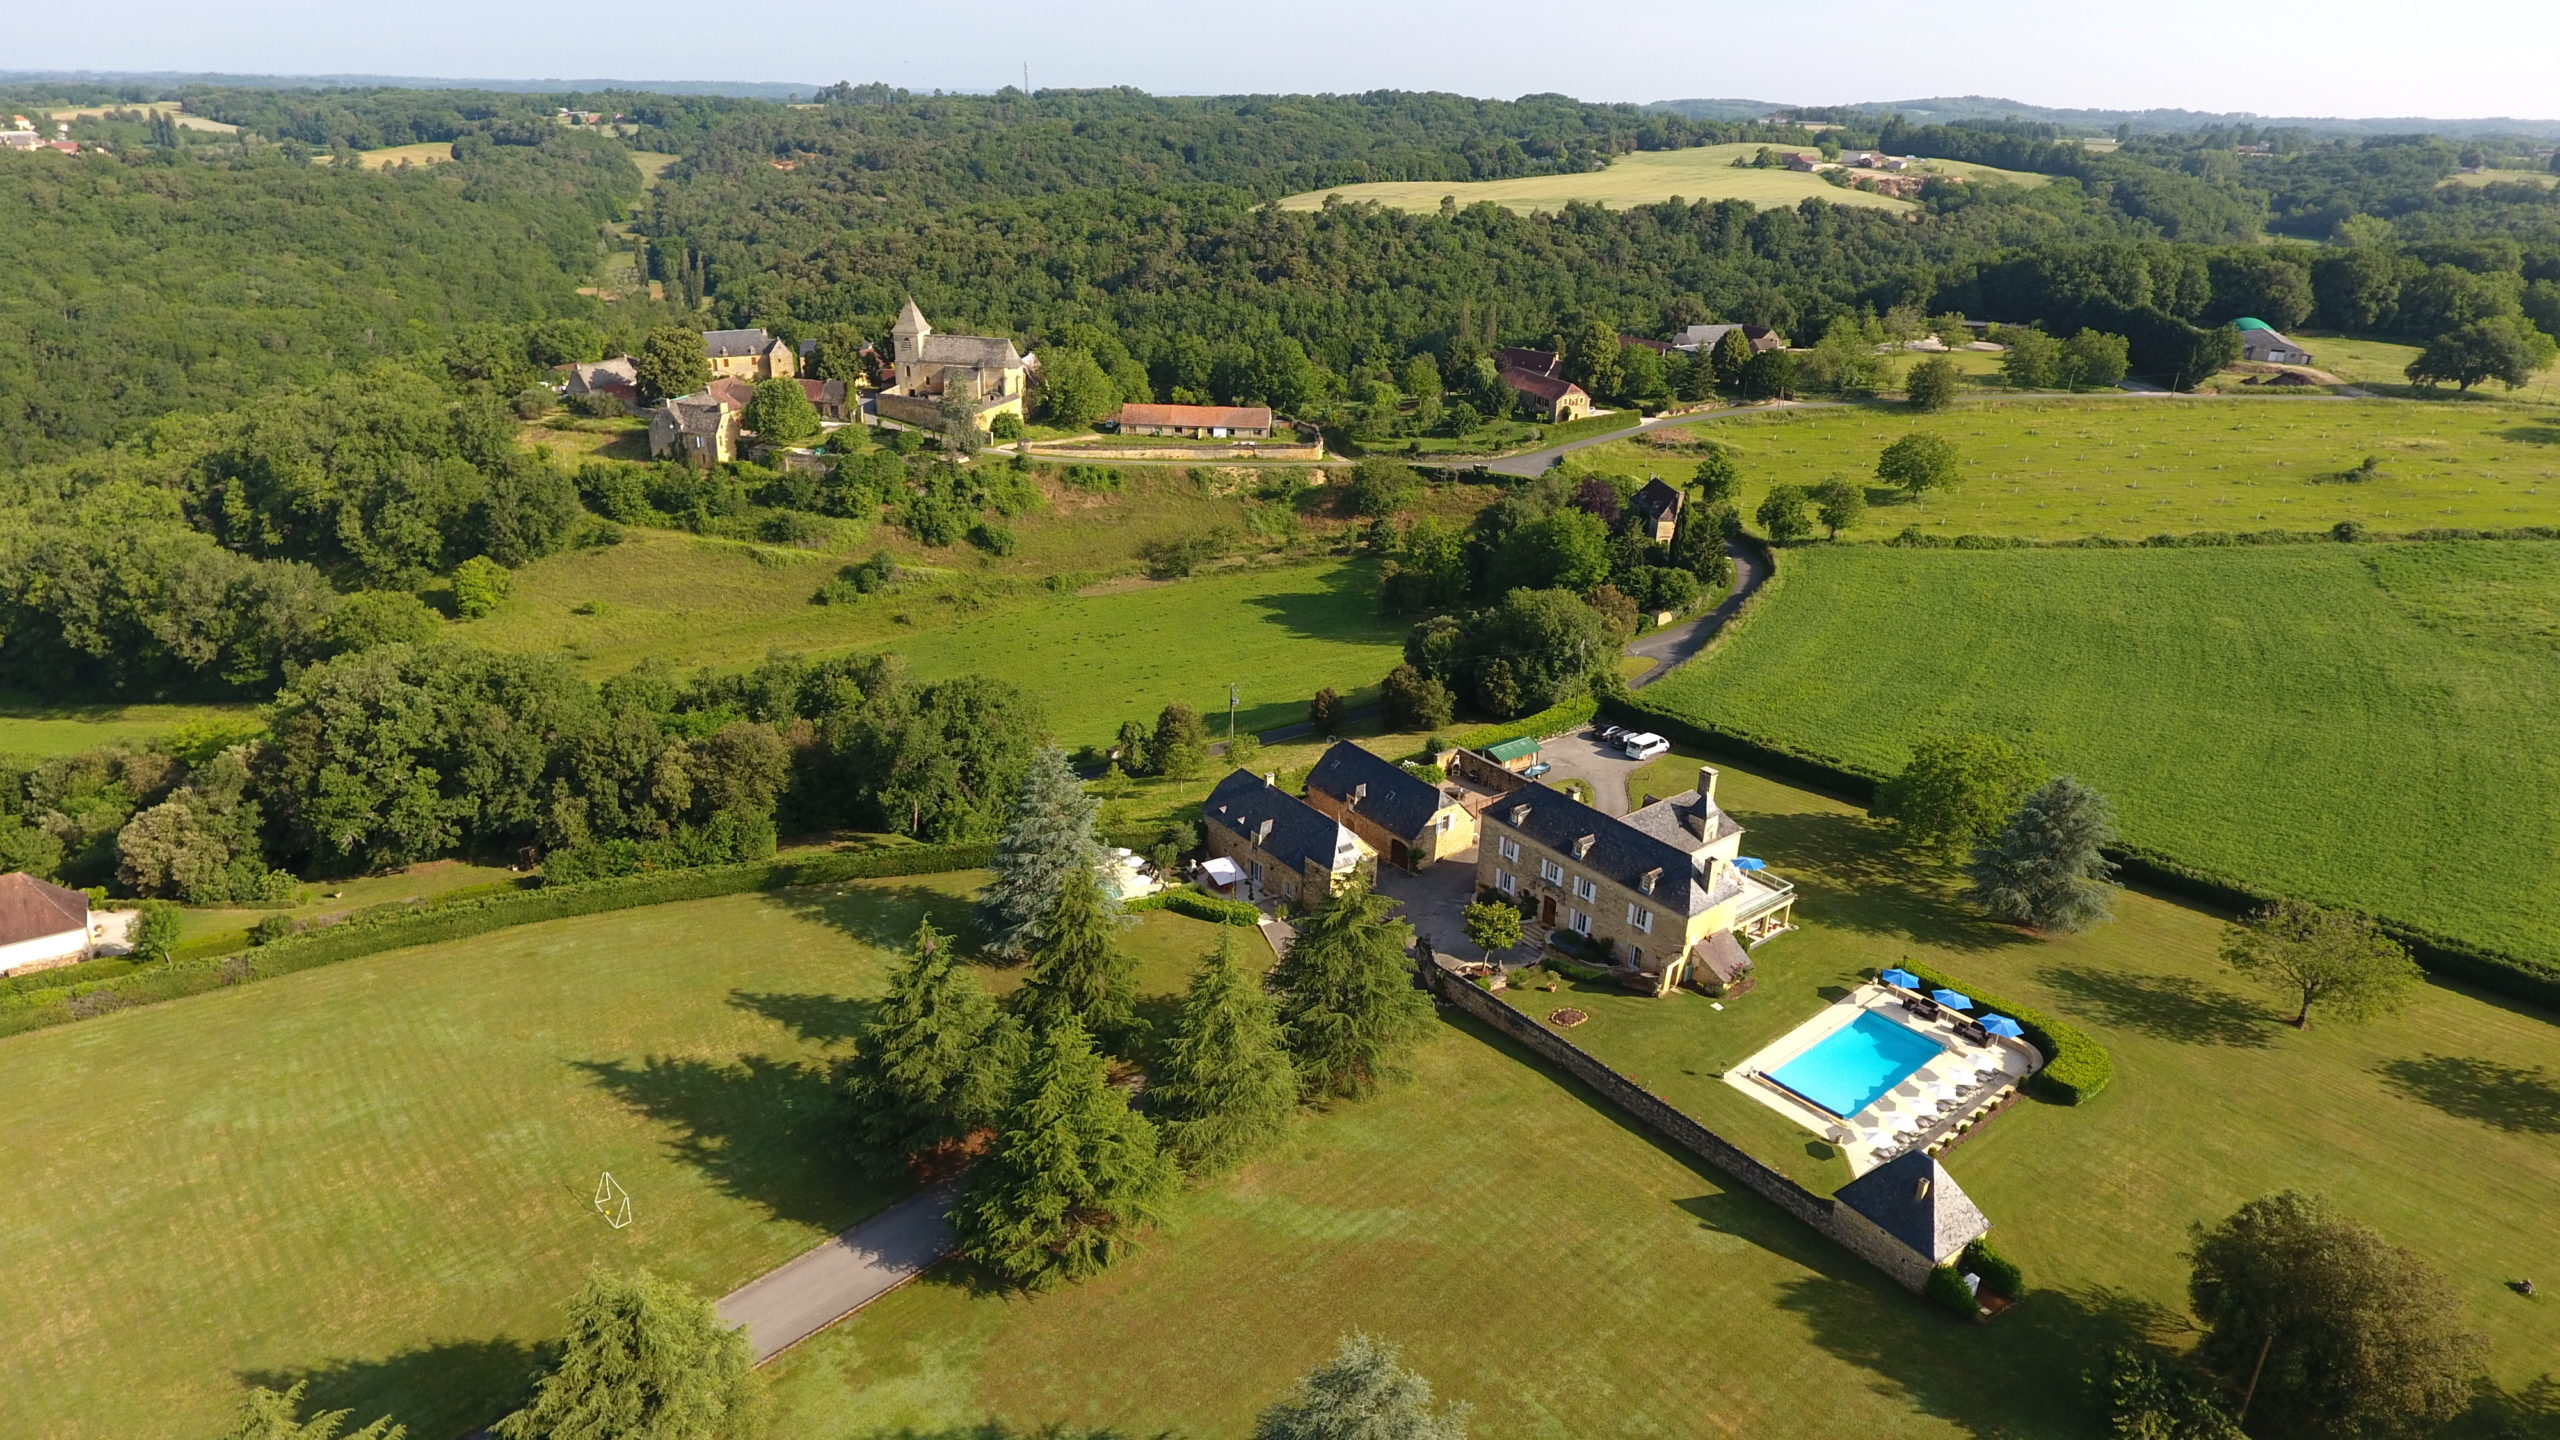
left=1521, top=761, right=1552, bottom=779
left=1619, top=732, right=1669, bottom=760
left=1595, top=724, right=1628, bottom=744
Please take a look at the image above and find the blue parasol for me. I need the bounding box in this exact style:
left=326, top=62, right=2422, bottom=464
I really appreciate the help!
left=1930, top=988, right=1974, bottom=1010
left=1979, top=1014, right=2025, bottom=1038
left=1734, top=857, right=1767, bottom=871
left=1878, top=968, right=1921, bottom=989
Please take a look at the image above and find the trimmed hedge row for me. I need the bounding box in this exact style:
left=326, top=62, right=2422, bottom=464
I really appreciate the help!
left=1125, top=887, right=1262, bottom=926
left=1893, top=959, right=2113, bottom=1105
left=1606, top=693, right=2560, bottom=1021
left=1444, top=693, right=1600, bottom=756
left=0, top=843, right=996, bottom=1042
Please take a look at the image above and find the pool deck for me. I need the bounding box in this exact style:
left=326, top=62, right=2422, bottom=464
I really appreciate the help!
left=1724, top=983, right=2040, bottom=1177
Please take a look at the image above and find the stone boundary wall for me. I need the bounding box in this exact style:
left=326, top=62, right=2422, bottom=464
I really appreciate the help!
left=1023, top=441, right=1327, bottom=462
left=1422, top=958, right=1935, bottom=1292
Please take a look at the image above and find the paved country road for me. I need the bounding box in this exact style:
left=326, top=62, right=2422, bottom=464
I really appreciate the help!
left=717, top=1178, right=961, bottom=1363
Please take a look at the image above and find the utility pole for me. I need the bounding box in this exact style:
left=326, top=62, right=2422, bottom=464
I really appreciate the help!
left=1227, top=683, right=1240, bottom=744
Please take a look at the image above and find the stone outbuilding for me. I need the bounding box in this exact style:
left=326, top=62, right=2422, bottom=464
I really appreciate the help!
left=1830, top=1151, right=1992, bottom=1288
left=1302, top=742, right=1476, bottom=872
left=1202, top=769, right=1369, bottom=910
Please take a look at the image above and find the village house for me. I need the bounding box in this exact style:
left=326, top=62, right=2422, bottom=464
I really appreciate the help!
left=1116, top=402, right=1275, bottom=439
left=1673, top=323, right=1786, bottom=354
left=701, top=375, right=852, bottom=424
left=1491, top=346, right=1596, bottom=423
left=649, top=393, right=739, bottom=468
left=703, top=328, right=802, bottom=382
left=1476, top=765, right=1796, bottom=997
left=0, top=872, right=94, bottom=977
left=1783, top=152, right=1828, bottom=172
left=1302, top=742, right=1477, bottom=872
left=1630, top=477, right=1685, bottom=543
left=2234, top=318, right=2314, bottom=366
left=560, top=357, right=640, bottom=412
left=1202, top=769, right=1369, bottom=909
left=875, top=300, right=1030, bottom=433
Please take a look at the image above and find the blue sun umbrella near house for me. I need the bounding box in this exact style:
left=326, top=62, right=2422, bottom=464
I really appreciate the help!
left=1879, top=968, right=1922, bottom=989
left=1930, top=989, right=1974, bottom=1010
left=1978, top=1014, right=2025, bottom=1038
left=1734, top=857, right=1767, bottom=871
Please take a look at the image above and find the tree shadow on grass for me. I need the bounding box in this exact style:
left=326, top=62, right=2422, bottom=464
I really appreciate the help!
left=242, top=1337, right=544, bottom=1440
left=2467, top=1374, right=2560, bottom=1440
left=2499, top=425, right=2560, bottom=447
left=760, top=881, right=990, bottom=959
left=1773, top=1272, right=2180, bottom=1440
left=854, top=1427, right=1165, bottom=1440
left=2036, top=965, right=2278, bottom=1048
left=731, top=989, right=875, bottom=1047
left=1731, top=808, right=2029, bottom=956
left=2376, top=1054, right=2560, bottom=1135
left=572, top=1053, right=893, bottom=1230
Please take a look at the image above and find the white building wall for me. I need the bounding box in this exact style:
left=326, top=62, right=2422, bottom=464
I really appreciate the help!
left=0, top=926, right=89, bottom=976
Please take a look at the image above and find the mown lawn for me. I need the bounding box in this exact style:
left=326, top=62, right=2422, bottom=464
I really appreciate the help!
left=768, top=755, right=2559, bottom=1437
left=1637, top=541, right=2560, bottom=972
left=1578, top=397, right=2560, bottom=540
left=0, top=872, right=1249, bottom=1440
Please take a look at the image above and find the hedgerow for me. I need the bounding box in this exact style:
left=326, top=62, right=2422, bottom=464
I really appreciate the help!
left=1892, top=959, right=2113, bottom=1105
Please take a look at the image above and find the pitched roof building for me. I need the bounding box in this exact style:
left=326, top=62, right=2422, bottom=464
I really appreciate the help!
left=703, top=328, right=800, bottom=381
left=1116, top=402, right=1275, bottom=439
left=1833, top=1151, right=1991, bottom=1279
left=1673, top=323, right=1786, bottom=354
left=1302, top=742, right=1477, bottom=871
left=648, top=393, right=739, bottom=469
left=1202, top=769, right=1368, bottom=909
left=1630, top=477, right=1685, bottom=542
left=878, top=300, right=1030, bottom=434
left=0, top=872, right=92, bottom=976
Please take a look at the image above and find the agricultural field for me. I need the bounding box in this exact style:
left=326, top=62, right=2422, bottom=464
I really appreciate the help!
left=1277, top=142, right=2047, bottom=216
left=2298, top=333, right=2560, bottom=407
left=767, top=758, right=2560, bottom=1439
left=2440, top=168, right=2557, bottom=189
left=49, top=101, right=237, bottom=133
left=0, top=869, right=1247, bottom=1439
left=1578, top=397, right=2560, bottom=541
left=1637, top=542, right=2560, bottom=971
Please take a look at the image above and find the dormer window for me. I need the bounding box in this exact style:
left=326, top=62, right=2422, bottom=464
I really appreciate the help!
left=1572, top=835, right=1595, bottom=860
left=1509, top=804, right=1530, bottom=826
left=1639, top=868, right=1661, bottom=895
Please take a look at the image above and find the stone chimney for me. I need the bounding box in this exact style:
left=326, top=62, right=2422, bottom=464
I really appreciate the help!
left=1914, top=1174, right=1932, bottom=1202
left=1698, top=765, right=1720, bottom=808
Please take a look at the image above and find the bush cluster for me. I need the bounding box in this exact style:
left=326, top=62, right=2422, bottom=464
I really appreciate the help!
left=1890, top=958, right=2113, bottom=1104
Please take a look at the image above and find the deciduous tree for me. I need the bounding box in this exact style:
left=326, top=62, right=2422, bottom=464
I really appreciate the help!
left=1155, top=926, right=1298, bottom=1172
left=1709, top=327, right=1756, bottom=390
left=1904, top=354, right=1961, bottom=411
left=1036, top=346, right=1116, bottom=426
left=743, top=377, right=819, bottom=445
left=1876, top=432, right=1962, bottom=496
left=2186, top=1191, right=2484, bottom=1439
left=1462, top=900, right=1521, bottom=962
left=494, top=1268, right=763, bottom=1440
left=2220, top=900, right=2420, bottom=1029
left=1379, top=664, right=1452, bottom=731
left=634, top=326, right=709, bottom=403
left=1875, top=733, right=2043, bottom=857
left=1964, top=776, right=2119, bottom=933
left=1754, top=483, right=1814, bottom=544
left=1152, top=702, right=1210, bottom=781
left=955, top=1014, right=1177, bottom=1287
left=1272, top=882, right=1435, bottom=1098
left=1811, top=478, right=1866, bottom=539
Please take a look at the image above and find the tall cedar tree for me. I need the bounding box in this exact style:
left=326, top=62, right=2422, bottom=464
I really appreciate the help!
left=979, top=744, right=1105, bottom=960
left=2186, top=1191, right=2485, bottom=1439
left=1020, top=862, right=1137, bottom=1036
left=495, top=1268, right=764, bottom=1440
left=221, top=1384, right=404, bottom=1440
left=1272, top=882, right=1435, bottom=1098
left=1254, top=1333, right=1470, bottom=1440
left=1155, top=926, right=1299, bottom=1172
left=841, top=919, right=1021, bottom=1169
left=1965, top=776, right=2119, bottom=933
left=1152, top=702, right=1209, bottom=780
left=955, top=1014, right=1177, bottom=1287
left=1709, top=327, right=1756, bottom=391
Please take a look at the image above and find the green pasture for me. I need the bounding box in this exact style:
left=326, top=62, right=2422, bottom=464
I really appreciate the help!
left=2297, top=333, right=2560, bottom=408
left=0, top=695, right=258, bottom=758
left=0, top=868, right=1246, bottom=1439
left=1276, top=143, right=2046, bottom=216
left=1637, top=542, right=2560, bottom=971
left=770, top=756, right=2559, bottom=1438
left=1581, top=397, right=2560, bottom=540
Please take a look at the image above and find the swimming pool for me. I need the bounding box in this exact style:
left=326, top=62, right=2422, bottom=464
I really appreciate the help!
left=1765, top=1010, right=1945, bottom=1117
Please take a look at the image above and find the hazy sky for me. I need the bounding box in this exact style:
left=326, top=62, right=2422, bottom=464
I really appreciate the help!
left=15, top=0, right=2559, bottom=120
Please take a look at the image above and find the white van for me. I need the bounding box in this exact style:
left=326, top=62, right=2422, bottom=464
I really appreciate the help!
left=1619, top=732, right=1669, bottom=760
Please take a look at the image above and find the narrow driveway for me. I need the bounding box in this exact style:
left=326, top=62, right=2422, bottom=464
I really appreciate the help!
left=717, top=1179, right=959, bottom=1363
left=1525, top=733, right=1647, bottom=816
left=1472, top=401, right=1847, bottom=477
left=1626, top=540, right=1765, bottom=687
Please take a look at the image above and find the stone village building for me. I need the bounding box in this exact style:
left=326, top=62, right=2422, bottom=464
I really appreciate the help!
left=1475, top=765, right=1796, bottom=996
left=1201, top=769, right=1368, bottom=909
left=875, top=300, right=1030, bottom=433
left=1302, top=741, right=1476, bottom=872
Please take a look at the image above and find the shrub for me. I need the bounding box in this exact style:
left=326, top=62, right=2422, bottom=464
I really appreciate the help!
left=248, top=914, right=299, bottom=946
left=1961, top=1236, right=2024, bottom=1300
left=1125, top=887, right=1261, bottom=926
left=1925, top=1264, right=1982, bottom=1318
left=1893, top=958, right=2112, bottom=1103
left=1061, top=463, right=1122, bottom=493
left=967, top=521, right=1018, bottom=555
left=989, top=412, right=1023, bottom=441
left=452, top=556, right=511, bottom=619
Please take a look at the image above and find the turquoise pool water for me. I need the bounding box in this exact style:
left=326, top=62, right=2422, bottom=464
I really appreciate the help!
left=1767, top=1010, right=1945, bottom=1117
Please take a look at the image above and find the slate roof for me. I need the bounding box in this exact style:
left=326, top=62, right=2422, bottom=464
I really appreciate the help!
left=1305, top=742, right=1460, bottom=842
left=665, top=396, right=731, bottom=437
left=564, top=357, right=637, bottom=392
left=1205, top=769, right=1356, bottom=875
left=1622, top=787, right=1742, bottom=855
left=1493, top=346, right=1561, bottom=377
left=1691, top=929, right=1754, bottom=984
left=1674, top=323, right=1782, bottom=353
left=1632, top=477, right=1684, bottom=521
left=914, top=332, right=1024, bottom=369
left=1499, top=366, right=1586, bottom=405
left=1834, top=1152, right=1989, bottom=1265
left=0, top=872, right=87, bottom=946
left=1486, top=781, right=1721, bottom=916
left=1118, top=402, right=1273, bottom=430
left=704, top=327, right=785, bottom=359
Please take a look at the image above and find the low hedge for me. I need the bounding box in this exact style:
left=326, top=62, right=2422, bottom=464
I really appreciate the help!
left=1892, top=959, right=2112, bottom=1105
left=1445, top=693, right=1600, bottom=757
left=1125, top=887, right=1262, bottom=926
left=0, top=842, right=996, bottom=1042
left=1924, top=1264, right=1982, bottom=1319
left=1961, top=1236, right=2024, bottom=1301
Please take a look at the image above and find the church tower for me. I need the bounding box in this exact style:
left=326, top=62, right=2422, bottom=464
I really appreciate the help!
left=891, top=298, right=931, bottom=378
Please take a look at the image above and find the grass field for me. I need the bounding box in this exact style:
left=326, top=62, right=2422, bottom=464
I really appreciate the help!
left=49, top=101, right=237, bottom=133
left=0, top=869, right=1247, bottom=1439
left=332, top=141, right=455, bottom=169
left=2301, top=333, right=2560, bottom=408
left=1577, top=397, right=2560, bottom=541
left=766, top=758, right=2559, bottom=1438
left=2441, top=168, right=2558, bottom=189
left=1277, top=143, right=2047, bottom=216
left=0, top=694, right=257, bottom=757
left=1637, top=542, right=2560, bottom=970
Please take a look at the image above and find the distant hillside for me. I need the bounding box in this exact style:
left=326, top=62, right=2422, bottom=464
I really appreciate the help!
left=0, top=69, right=818, bottom=100
left=1648, top=93, right=2560, bottom=139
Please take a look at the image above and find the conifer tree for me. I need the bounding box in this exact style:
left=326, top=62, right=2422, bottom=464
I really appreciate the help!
left=1155, top=926, right=1298, bottom=1172
left=1020, top=862, right=1137, bottom=1036
left=1255, top=1333, right=1468, bottom=1440
left=978, top=744, right=1105, bottom=960
left=955, top=1014, right=1177, bottom=1287
left=221, top=1384, right=404, bottom=1440
left=1710, top=327, right=1756, bottom=391
left=841, top=919, right=1022, bottom=1169
left=1965, top=776, right=2120, bottom=934
left=1271, top=882, right=1435, bottom=1099
left=495, top=1269, right=763, bottom=1440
